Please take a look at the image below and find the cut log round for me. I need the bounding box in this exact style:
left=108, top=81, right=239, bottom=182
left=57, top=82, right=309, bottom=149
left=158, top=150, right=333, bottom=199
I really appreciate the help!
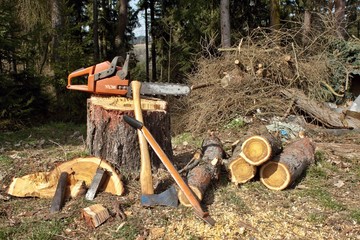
left=259, top=138, right=316, bottom=190
left=7, top=157, right=124, bottom=198
left=240, top=134, right=282, bottom=166
left=178, top=133, right=225, bottom=207
left=87, top=96, right=173, bottom=172
left=226, top=140, right=257, bottom=184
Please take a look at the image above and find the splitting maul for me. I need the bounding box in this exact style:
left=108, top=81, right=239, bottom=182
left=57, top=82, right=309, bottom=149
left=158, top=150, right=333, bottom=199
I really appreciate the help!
left=123, top=115, right=216, bottom=226
left=67, top=53, right=190, bottom=97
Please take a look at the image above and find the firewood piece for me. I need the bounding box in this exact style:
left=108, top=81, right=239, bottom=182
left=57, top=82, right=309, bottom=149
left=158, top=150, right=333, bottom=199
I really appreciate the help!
left=225, top=143, right=256, bottom=185
left=81, top=204, right=110, bottom=228
left=281, top=89, right=360, bottom=129
left=178, top=133, right=225, bottom=207
left=87, top=96, right=173, bottom=171
left=7, top=157, right=124, bottom=198
left=259, top=138, right=316, bottom=190
left=69, top=180, right=86, bottom=199
left=50, top=172, right=68, bottom=213
left=240, top=134, right=282, bottom=166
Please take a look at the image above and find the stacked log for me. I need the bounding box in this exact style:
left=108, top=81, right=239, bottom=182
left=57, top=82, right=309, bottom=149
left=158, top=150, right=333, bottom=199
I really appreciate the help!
left=225, top=142, right=256, bottom=185
left=259, top=137, right=316, bottom=190
left=178, top=133, right=225, bottom=207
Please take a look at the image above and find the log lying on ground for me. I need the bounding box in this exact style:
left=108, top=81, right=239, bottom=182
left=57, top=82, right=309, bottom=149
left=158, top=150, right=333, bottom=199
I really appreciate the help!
left=87, top=96, right=173, bottom=171
left=240, top=134, right=282, bottom=166
left=7, top=157, right=124, bottom=198
left=259, top=138, right=316, bottom=190
left=225, top=142, right=256, bottom=185
left=178, top=133, right=225, bottom=207
left=281, top=89, right=360, bottom=129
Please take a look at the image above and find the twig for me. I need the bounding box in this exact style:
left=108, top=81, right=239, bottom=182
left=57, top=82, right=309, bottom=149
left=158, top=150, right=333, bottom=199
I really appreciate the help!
left=291, top=42, right=300, bottom=79
left=321, top=81, right=344, bottom=97
left=179, top=149, right=202, bottom=174
left=49, top=139, right=67, bottom=160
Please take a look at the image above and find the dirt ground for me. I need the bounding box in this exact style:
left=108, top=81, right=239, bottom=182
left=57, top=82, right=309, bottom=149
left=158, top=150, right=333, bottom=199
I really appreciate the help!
left=0, top=121, right=359, bottom=240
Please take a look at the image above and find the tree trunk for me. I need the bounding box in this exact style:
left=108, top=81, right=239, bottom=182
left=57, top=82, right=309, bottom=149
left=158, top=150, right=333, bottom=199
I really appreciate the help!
left=270, top=0, right=280, bottom=30
left=93, top=0, right=100, bottom=62
left=87, top=96, right=173, bottom=172
left=220, top=0, right=231, bottom=48
left=302, top=9, right=311, bottom=45
left=150, top=0, right=157, bottom=81
left=260, top=138, right=316, bottom=190
left=334, top=0, right=346, bottom=39
left=225, top=142, right=256, bottom=185
left=240, top=134, right=282, bottom=166
left=116, top=0, right=128, bottom=52
left=7, top=157, right=124, bottom=198
left=51, top=0, right=62, bottom=62
left=145, top=1, right=150, bottom=81
left=178, top=133, right=225, bottom=207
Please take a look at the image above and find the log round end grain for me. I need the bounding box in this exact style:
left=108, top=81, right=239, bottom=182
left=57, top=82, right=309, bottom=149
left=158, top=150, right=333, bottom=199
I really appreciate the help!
left=228, top=156, right=256, bottom=184
left=241, top=136, right=271, bottom=166
left=178, top=186, right=203, bottom=207
left=259, top=161, right=290, bottom=191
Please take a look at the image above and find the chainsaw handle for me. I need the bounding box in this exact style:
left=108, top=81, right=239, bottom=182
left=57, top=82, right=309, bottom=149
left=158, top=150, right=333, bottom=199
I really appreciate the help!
left=123, top=115, right=143, bottom=130
left=67, top=66, right=94, bottom=87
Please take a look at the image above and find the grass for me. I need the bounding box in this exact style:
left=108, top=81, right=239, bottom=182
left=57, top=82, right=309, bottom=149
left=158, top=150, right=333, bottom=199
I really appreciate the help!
left=172, top=132, right=202, bottom=147
left=0, top=155, right=13, bottom=168
left=350, top=209, right=360, bottom=223
left=111, top=220, right=140, bottom=239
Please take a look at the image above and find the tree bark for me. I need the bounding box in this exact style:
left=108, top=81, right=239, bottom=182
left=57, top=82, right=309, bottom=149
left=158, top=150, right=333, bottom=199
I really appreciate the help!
left=93, top=0, right=100, bottom=62
left=270, top=0, right=281, bottom=30
left=302, top=9, right=311, bottom=45
left=150, top=0, right=157, bottom=81
left=116, top=0, right=128, bottom=52
left=260, top=138, right=316, bottom=190
left=240, top=134, right=282, bottom=166
left=178, top=133, right=225, bottom=207
left=87, top=96, right=173, bottom=172
left=334, top=0, right=346, bottom=39
left=51, top=0, right=63, bottom=62
left=220, top=0, right=231, bottom=48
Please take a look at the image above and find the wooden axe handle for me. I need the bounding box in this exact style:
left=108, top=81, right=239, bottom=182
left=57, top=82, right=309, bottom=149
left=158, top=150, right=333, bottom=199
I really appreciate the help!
left=132, top=81, right=154, bottom=195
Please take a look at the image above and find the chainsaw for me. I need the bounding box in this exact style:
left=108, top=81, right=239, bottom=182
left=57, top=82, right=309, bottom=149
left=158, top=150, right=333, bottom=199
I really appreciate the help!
left=67, top=53, right=190, bottom=97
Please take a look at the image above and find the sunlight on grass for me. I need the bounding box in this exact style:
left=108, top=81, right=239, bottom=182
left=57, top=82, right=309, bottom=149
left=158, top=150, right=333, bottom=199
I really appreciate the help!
left=303, top=188, right=345, bottom=211
left=172, top=132, right=202, bottom=147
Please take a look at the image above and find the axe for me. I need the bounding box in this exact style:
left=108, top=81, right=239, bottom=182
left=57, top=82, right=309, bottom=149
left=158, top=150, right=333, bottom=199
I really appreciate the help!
left=123, top=115, right=215, bottom=226
left=131, top=81, right=178, bottom=207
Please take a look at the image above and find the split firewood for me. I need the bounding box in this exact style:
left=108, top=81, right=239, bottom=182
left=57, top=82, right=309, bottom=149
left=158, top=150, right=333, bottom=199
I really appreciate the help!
left=240, top=134, right=282, bottom=166
left=259, top=138, right=316, bottom=190
left=81, top=204, right=110, bottom=228
left=7, top=157, right=124, bottom=198
left=224, top=143, right=256, bottom=185
left=178, top=133, right=225, bottom=207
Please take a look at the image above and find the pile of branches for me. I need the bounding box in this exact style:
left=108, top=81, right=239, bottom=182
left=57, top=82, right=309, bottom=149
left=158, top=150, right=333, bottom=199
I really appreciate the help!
left=172, top=16, right=360, bottom=134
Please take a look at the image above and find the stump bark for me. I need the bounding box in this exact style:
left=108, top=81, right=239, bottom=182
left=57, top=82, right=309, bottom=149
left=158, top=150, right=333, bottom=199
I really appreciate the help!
left=87, top=96, right=173, bottom=172
left=259, top=138, right=316, bottom=190
left=240, top=134, right=282, bottom=166
left=178, top=133, right=225, bottom=207
left=225, top=142, right=256, bottom=185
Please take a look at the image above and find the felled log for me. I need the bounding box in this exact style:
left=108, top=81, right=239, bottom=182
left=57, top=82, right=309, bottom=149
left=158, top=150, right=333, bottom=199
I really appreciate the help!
left=178, top=133, right=225, bottom=207
left=281, top=89, right=360, bottom=129
left=7, top=157, right=124, bottom=198
left=259, top=138, right=316, bottom=190
left=87, top=96, right=173, bottom=171
left=225, top=142, right=256, bottom=185
left=81, top=204, right=110, bottom=228
left=240, top=134, right=282, bottom=166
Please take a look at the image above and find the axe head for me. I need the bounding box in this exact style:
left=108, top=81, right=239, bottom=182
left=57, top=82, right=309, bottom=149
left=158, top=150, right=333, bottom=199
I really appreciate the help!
left=141, top=185, right=178, bottom=207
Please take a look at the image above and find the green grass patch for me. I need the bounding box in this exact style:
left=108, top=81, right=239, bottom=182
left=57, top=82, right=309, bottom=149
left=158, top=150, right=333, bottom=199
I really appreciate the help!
left=0, top=155, right=13, bottom=168
left=217, top=185, right=250, bottom=213
left=224, top=117, right=246, bottom=129
left=172, top=132, right=202, bottom=147
left=112, top=221, right=140, bottom=239
left=350, top=209, right=360, bottom=223
left=307, top=212, right=326, bottom=224
left=302, top=188, right=345, bottom=211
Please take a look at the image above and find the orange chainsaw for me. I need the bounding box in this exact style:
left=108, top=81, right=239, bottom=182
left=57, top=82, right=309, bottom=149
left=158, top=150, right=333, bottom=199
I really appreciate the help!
left=67, top=53, right=190, bottom=97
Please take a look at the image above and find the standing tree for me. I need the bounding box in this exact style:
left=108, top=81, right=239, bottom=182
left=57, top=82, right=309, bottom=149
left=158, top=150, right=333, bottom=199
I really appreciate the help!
left=116, top=0, right=128, bottom=54
left=93, top=0, right=100, bottom=62
left=270, top=0, right=280, bottom=30
left=334, top=0, right=346, bottom=39
left=220, top=0, right=231, bottom=48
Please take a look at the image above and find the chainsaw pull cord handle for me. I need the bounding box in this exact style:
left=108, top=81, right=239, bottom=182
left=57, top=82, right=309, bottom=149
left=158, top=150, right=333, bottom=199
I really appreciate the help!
left=132, top=81, right=154, bottom=195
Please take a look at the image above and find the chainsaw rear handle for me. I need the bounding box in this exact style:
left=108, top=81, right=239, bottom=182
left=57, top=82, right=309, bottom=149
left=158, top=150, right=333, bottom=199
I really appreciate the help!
left=67, top=66, right=94, bottom=88
left=123, top=115, right=143, bottom=130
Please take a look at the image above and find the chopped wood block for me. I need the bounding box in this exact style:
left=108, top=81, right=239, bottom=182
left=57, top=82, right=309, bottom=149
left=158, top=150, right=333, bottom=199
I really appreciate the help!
left=7, top=157, right=124, bottom=198
left=81, top=204, right=110, bottom=228
left=69, top=180, right=86, bottom=199
left=240, top=135, right=282, bottom=166
left=260, top=138, right=316, bottom=190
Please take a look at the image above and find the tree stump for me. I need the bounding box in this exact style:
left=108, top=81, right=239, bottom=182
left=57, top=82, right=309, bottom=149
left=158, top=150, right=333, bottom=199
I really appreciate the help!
left=259, top=138, right=316, bottom=190
left=178, top=133, right=225, bottom=207
left=87, top=96, right=173, bottom=172
left=225, top=142, right=256, bottom=185
left=240, top=134, right=282, bottom=166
